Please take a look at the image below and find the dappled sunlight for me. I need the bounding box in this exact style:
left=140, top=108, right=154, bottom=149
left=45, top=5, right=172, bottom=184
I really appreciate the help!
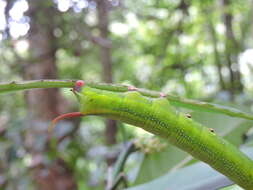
left=14, top=40, right=29, bottom=53
left=239, top=49, right=253, bottom=89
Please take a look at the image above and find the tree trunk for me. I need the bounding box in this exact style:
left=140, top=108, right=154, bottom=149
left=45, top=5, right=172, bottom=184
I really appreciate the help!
left=222, top=0, right=243, bottom=97
left=96, top=0, right=118, bottom=153
left=206, top=11, right=226, bottom=90
left=24, top=1, right=76, bottom=189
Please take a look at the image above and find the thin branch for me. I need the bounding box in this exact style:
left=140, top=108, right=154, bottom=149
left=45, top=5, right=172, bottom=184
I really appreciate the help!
left=0, top=79, right=76, bottom=94
left=109, top=173, right=128, bottom=190
left=133, top=86, right=253, bottom=120
left=1, top=80, right=253, bottom=121
left=112, top=141, right=136, bottom=180
left=106, top=141, right=136, bottom=190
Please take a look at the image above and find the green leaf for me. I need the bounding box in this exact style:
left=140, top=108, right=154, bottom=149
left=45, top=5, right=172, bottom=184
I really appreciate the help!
left=219, top=184, right=244, bottom=190
left=134, top=144, right=188, bottom=185
left=125, top=146, right=253, bottom=190
left=126, top=161, right=233, bottom=190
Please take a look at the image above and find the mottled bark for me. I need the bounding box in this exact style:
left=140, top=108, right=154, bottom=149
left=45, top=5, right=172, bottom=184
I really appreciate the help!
left=24, top=1, right=76, bottom=189
left=222, top=0, right=243, bottom=96
left=96, top=0, right=118, bottom=148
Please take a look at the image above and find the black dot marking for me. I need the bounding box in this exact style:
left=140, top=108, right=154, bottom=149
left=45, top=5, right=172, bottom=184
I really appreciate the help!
left=185, top=113, right=192, bottom=118
left=209, top=128, right=215, bottom=133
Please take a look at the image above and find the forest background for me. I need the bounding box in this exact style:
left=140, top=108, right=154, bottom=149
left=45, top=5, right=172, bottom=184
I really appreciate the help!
left=1, top=0, right=253, bottom=189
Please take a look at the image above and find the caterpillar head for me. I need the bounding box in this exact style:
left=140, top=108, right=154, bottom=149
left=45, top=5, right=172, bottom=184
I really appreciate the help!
left=48, top=80, right=86, bottom=135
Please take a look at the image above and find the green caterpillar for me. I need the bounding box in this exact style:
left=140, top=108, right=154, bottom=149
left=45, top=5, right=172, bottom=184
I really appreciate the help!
left=52, top=81, right=253, bottom=189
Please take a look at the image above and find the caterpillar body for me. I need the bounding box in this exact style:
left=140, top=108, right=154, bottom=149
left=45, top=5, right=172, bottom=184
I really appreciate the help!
left=62, top=82, right=253, bottom=189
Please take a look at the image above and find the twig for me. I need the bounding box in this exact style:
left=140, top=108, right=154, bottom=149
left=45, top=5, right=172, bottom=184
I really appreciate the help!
left=106, top=141, right=136, bottom=190
left=111, top=141, right=136, bottom=181
left=1, top=80, right=253, bottom=121
left=110, top=173, right=128, bottom=190
left=0, top=79, right=76, bottom=94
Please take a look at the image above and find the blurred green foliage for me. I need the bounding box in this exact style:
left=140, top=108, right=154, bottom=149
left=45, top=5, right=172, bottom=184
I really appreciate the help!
left=1, top=0, right=253, bottom=189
